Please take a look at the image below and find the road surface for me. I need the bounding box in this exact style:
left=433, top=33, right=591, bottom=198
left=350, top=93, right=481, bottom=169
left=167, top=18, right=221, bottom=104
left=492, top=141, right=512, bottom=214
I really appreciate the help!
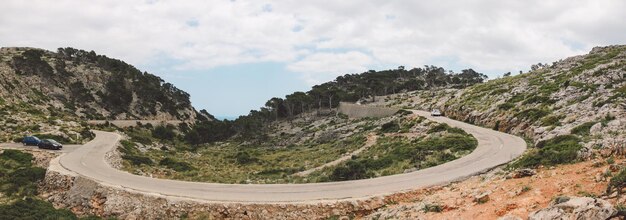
left=50, top=110, right=526, bottom=203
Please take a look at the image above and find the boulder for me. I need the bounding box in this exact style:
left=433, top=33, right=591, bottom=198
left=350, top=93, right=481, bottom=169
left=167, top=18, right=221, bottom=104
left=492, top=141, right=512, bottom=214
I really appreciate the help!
left=498, top=214, right=522, bottom=220
left=590, top=122, right=603, bottom=135
left=512, top=168, right=537, bottom=178
left=473, top=191, right=491, bottom=204
left=528, top=197, right=616, bottom=220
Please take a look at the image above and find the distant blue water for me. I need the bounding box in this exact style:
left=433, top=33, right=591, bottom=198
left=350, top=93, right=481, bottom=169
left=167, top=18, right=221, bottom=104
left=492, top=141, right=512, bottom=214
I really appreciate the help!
left=214, top=116, right=239, bottom=121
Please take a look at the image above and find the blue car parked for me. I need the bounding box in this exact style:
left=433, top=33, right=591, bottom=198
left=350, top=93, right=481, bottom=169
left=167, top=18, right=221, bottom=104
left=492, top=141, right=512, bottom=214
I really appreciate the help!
left=22, top=136, right=41, bottom=146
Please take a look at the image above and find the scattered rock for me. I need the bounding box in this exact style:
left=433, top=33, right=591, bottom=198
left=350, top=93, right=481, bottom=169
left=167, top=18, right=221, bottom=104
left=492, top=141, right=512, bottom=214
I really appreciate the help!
left=497, top=214, right=522, bottom=220
left=590, top=122, right=603, bottom=135
left=528, top=197, right=616, bottom=220
left=473, top=191, right=491, bottom=204
left=610, top=164, right=623, bottom=172
left=511, top=168, right=536, bottom=178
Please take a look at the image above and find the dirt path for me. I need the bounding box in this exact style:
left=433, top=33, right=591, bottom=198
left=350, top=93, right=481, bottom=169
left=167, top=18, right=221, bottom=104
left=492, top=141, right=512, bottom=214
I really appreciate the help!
left=293, top=133, right=379, bottom=177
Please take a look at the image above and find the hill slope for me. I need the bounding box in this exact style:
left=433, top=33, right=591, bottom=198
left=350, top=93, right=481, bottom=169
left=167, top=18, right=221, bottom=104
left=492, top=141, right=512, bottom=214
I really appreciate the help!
left=0, top=47, right=198, bottom=121
left=378, top=45, right=626, bottom=156
left=0, top=47, right=201, bottom=142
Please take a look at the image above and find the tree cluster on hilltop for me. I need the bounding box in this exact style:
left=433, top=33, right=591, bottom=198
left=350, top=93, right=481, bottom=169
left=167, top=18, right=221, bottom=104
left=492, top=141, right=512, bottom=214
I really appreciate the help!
left=186, top=66, right=487, bottom=143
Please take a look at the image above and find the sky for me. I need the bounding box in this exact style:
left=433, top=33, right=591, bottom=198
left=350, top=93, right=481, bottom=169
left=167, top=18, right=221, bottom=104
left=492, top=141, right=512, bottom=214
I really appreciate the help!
left=1, top=0, right=625, bottom=117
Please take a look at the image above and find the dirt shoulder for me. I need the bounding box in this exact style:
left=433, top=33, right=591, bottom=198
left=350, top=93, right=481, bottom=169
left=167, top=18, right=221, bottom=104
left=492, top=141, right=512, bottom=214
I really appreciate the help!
left=364, top=159, right=619, bottom=219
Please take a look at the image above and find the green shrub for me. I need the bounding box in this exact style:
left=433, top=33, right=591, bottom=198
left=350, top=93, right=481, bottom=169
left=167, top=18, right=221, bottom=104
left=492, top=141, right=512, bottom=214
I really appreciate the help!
left=152, top=125, right=176, bottom=141
left=571, top=122, right=596, bottom=137
left=523, top=95, right=556, bottom=105
left=553, top=196, right=570, bottom=204
left=0, top=198, right=79, bottom=220
left=118, top=140, right=139, bottom=155
left=330, top=160, right=367, bottom=181
left=0, top=149, right=33, bottom=166
left=159, top=158, right=193, bottom=172
left=608, top=168, right=626, bottom=195
left=79, top=128, right=95, bottom=141
left=395, top=109, right=413, bottom=116
left=498, top=102, right=515, bottom=110
left=380, top=121, right=400, bottom=133
left=515, top=108, right=550, bottom=121
left=512, top=135, right=582, bottom=168
left=541, top=115, right=563, bottom=126
left=234, top=151, right=257, bottom=164
left=422, top=203, right=443, bottom=213
left=427, top=123, right=450, bottom=134
left=121, top=155, right=153, bottom=166
left=608, top=157, right=616, bottom=165
left=3, top=167, right=46, bottom=196
left=419, top=134, right=477, bottom=152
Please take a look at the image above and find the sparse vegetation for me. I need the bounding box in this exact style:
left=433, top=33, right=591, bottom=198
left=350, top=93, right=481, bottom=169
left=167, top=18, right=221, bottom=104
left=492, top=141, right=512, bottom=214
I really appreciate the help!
left=0, top=150, right=88, bottom=219
left=313, top=124, right=477, bottom=182
left=511, top=135, right=582, bottom=168
left=422, top=203, right=443, bottom=213
left=607, top=168, right=626, bottom=196
left=571, top=122, right=596, bottom=137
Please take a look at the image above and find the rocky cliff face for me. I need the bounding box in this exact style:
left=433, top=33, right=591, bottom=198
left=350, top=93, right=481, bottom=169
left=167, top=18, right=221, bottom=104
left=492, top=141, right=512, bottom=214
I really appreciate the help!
left=0, top=47, right=201, bottom=142
left=378, top=45, right=626, bottom=152
left=0, top=47, right=198, bottom=121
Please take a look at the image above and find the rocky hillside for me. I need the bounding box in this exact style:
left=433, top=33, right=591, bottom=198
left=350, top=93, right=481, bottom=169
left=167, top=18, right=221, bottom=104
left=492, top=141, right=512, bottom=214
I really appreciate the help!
left=378, top=45, right=626, bottom=156
left=0, top=47, right=198, bottom=121
left=0, top=47, right=202, bottom=142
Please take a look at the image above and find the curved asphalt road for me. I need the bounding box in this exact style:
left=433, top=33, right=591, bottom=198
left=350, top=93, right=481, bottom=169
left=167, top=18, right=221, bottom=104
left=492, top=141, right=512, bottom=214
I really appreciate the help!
left=55, top=110, right=526, bottom=203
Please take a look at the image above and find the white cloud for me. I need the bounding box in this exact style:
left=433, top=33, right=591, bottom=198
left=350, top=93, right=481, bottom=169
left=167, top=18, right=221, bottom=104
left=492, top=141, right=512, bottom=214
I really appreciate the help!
left=287, top=51, right=373, bottom=85
left=1, top=0, right=625, bottom=81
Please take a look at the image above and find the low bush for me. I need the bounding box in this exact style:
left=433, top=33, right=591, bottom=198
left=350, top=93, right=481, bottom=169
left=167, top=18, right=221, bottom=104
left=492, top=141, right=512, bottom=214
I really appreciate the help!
left=512, top=135, right=582, bottom=168
left=330, top=160, right=367, bottom=181
left=515, top=108, right=550, bottom=122
left=79, top=128, right=95, bottom=141
left=159, top=158, right=193, bottom=172
left=380, top=121, right=400, bottom=133
left=607, top=168, right=626, bottom=195
left=523, top=95, right=556, bottom=105
left=152, top=125, right=176, bottom=141
left=541, top=115, right=563, bottom=126
left=571, top=122, right=596, bottom=137
left=498, top=102, right=515, bottom=110
left=395, top=109, right=413, bottom=116
left=422, top=203, right=443, bottom=213
left=0, top=149, right=33, bottom=165
left=234, top=151, right=257, bottom=164
left=0, top=198, right=79, bottom=220
left=121, top=155, right=153, bottom=166
left=3, top=167, right=46, bottom=196
left=327, top=132, right=477, bottom=181
left=0, top=150, right=82, bottom=219
left=427, top=124, right=450, bottom=134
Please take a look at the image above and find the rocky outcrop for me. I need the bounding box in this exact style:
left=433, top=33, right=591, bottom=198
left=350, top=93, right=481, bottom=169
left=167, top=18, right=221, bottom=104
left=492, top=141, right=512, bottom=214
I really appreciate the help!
left=377, top=45, right=626, bottom=157
left=528, top=197, right=616, bottom=220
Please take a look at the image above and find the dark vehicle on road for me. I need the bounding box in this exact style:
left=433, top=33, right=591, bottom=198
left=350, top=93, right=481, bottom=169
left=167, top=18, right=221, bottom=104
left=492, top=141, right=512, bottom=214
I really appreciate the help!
left=38, top=139, right=63, bottom=150
left=22, top=136, right=41, bottom=146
